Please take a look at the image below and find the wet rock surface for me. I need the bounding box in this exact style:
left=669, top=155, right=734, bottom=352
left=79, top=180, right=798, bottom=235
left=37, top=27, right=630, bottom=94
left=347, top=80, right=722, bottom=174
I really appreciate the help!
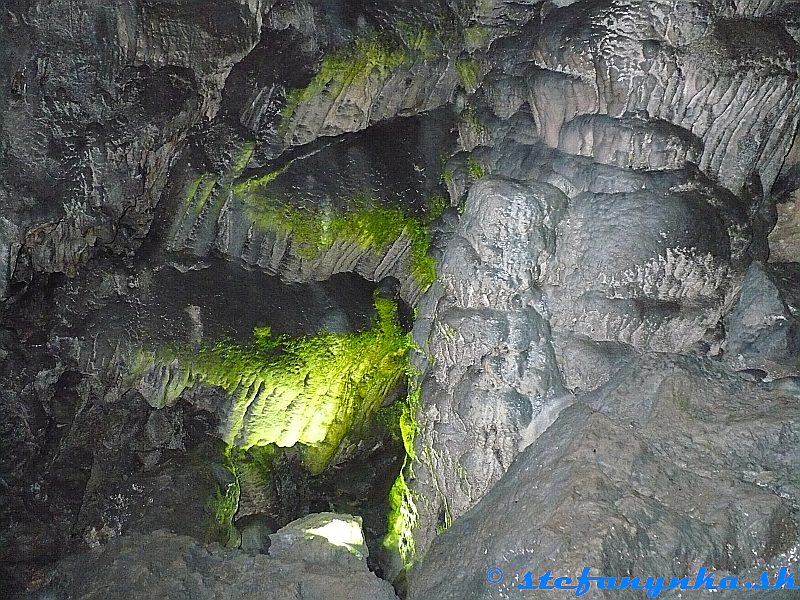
left=1, top=0, right=800, bottom=599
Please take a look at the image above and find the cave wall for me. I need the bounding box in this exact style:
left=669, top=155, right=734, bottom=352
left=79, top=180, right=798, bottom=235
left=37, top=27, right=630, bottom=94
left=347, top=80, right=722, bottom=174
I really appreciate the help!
left=1, top=1, right=800, bottom=599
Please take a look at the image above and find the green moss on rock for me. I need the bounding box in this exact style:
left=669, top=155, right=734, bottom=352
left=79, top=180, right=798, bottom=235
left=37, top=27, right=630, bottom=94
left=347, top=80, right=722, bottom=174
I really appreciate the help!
left=185, top=174, right=219, bottom=215
left=239, top=188, right=439, bottom=291
left=463, top=26, right=490, bottom=50
left=208, top=448, right=241, bottom=548
left=395, top=21, right=440, bottom=59
left=382, top=365, right=423, bottom=566
left=280, top=34, right=411, bottom=131
left=467, top=154, right=488, bottom=180
left=384, top=470, right=419, bottom=566
left=166, top=295, right=414, bottom=475
left=456, top=57, right=480, bottom=93
left=279, top=16, right=478, bottom=134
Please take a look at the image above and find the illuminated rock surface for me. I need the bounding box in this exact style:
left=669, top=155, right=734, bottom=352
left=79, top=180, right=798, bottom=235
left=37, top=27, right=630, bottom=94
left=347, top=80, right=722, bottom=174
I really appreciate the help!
left=133, top=294, right=412, bottom=474
left=269, top=512, right=369, bottom=560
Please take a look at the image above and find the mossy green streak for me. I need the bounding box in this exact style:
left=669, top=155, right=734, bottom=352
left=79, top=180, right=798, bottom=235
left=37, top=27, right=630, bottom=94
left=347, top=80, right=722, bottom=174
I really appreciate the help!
left=456, top=57, right=480, bottom=92
left=382, top=366, right=422, bottom=566
left=180, top=150, right=440, bottom=291
left=167, top=295, right=413, bottom=476
left=280, top=34, right=410, bottom=131
left=467, top=154, right=488, bottom=180
left=239, top=187, right=440, bottom=290
left=279, top=18, right=478, bottom=132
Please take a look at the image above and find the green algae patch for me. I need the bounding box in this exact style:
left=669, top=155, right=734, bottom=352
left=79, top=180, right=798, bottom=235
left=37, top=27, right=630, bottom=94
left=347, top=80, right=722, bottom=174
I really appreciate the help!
left=232, top=163, right=289, bottom=196
left=456, top=57, right=480, bottom=93
left=167, top=295, right=414, bottom=476
left=185, top=174, right=219, bottom=215
left=395, top=21, right=441, bottom=59
left=423, top=193, right=449, bottom=224
left=209, top=481, right=240, bottom=547
left=463, top=26, right=490, bottom=50
left=467, top=154, right=488, bottom=180
left=279, top=17, right=475, bottom=134
left=178, top=141, right=442, bottom=292
left=384, top=469, right=419, bottom=566
left=208, top=448, right=241, bottom=547
left=231, top=141, right=256, bottom=175
left=239, top=188, right=440, bottom=291
left=280, top=34, right=410, bottom=131
left=440, top=168, right=455, bottom=189
left=182, top=141, right=254, bottom=217
left=382, top=366, right=423, bottom=566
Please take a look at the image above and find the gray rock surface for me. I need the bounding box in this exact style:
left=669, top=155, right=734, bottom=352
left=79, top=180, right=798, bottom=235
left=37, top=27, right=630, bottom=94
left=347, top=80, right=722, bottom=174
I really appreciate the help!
left=770, top=193, right=800, bottom=262
left=268, top=512, right=369, bottom=560
left=406, top=176, right=568, bottom=555
left=0, top=0, right=265, bottom=298
left=402, top=0, right=800, bottom=562
left=2, top=0, right=800, bottom=598
left=30, top=526, right=398, bottom=600
left=408, top=354, right=800, bottom=600
left=724, top=262, right=800, bottom=378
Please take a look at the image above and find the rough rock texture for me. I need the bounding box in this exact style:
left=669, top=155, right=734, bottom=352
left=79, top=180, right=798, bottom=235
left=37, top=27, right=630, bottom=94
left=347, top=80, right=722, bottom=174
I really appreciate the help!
left=408, top=355, right=800, bottom=600
left=158, top=115, right=453, bottom=304
left=268, top=512, right=369, bottom=559
left=0, top=252, right=403, bottom=592
left=770, top=192, right=800, bottom=262
left=2, top=0, right=800, bottom=598
left=769, top=129, right=800, bottom=261
left=723, top=261, right=800, bottom=378
left=2, top=0, right=464, bottom=589
left=0, top=0, right=266, bottom=298
left=403, top=0, right=800, bottom=565
left=407, top=176, right=568, bottom=553
left=30, top=524, right=398, bottom=600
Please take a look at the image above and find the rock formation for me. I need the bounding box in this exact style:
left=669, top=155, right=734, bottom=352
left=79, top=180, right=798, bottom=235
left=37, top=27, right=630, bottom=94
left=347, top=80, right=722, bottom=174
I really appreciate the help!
left=1, top=1, right=799, bottom=599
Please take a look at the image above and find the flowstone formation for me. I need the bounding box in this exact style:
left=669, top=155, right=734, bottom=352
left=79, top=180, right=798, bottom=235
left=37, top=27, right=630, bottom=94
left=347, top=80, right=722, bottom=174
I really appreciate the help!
left=401, top=1, right=800, bottom=579
left=404, top=1, right=800, bottom=598
left=1, top=1, right=800, bottom=599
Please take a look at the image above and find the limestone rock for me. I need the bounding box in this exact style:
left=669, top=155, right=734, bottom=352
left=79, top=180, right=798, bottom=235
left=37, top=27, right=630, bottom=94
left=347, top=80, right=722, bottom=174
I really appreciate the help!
left=3, top=0, right=800, bottom=596
left=269, top=512, right=369, bottom=561
left=0, top=0, right=265, bottom=295
left=408, top=355, right=800, bottom=600
left=769, top=193, right=800, bottom=263
left=724, top=261, right=800, bottom=378
left=406, top=177, right=568, bottom=558
left=29, top=528, right=398, bottom=600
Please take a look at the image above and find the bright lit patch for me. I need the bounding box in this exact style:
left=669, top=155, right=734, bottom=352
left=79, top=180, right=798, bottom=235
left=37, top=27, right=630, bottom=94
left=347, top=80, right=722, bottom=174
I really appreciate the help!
left=303, top=517, right=367, bottom=557
left=133, top=281, right=425, bottom=563
left=147, top=295, right=413, bottom=475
